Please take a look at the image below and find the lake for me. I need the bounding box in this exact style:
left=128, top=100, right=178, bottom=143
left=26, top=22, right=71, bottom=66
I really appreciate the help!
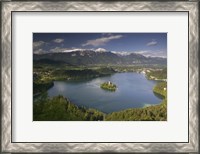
left=48, top=72, right=162, bottom=113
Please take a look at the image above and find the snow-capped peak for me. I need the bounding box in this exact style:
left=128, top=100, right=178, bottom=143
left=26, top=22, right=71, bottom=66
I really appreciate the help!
left=111, top=51, right=132, bottom=56
left=95, top=48, right=107, bottom=52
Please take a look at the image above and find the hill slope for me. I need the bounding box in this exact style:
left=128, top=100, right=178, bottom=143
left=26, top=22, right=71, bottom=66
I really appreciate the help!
left=33, top=50, right=167, bottom=66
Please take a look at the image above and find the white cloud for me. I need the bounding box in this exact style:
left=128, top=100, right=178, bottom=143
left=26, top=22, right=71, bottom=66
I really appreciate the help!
left=49, top=47, right=94, bottom=53
left=134, top=50, right=167, bottom=58
left=146, top=40, right=157, bottom=46
left=82, top=34, right=123, bottom=47
left=33, top=41, right=45, bottom=49
left=63, top=48, right=89, bottom=53
left=50, top=47, right=108, bottom=53
left=33, top=48, right=47, bottom=54
left=33, top=41, right=48, bottom=54
left=50, top=47, right=68, bottom=53
left=53, top=38, right=64, bottom=43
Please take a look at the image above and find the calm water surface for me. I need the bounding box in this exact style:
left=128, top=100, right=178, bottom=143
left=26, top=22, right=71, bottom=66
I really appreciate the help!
left=48, top=72, right=162, bottom=113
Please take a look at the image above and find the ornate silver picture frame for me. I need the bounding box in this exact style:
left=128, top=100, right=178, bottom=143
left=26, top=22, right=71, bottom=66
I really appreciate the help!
left=1, top=1, right=199, bottom=153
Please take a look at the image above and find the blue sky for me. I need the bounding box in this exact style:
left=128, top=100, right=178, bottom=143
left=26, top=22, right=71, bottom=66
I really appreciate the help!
left=33, top=33, right=167, bottom=58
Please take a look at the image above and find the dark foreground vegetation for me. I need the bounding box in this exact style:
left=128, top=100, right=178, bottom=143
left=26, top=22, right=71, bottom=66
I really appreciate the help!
left=34, top=95, right=104, bottom=121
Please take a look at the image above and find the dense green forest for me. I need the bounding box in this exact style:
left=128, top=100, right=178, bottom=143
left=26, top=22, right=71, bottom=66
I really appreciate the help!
left=100, top=82, right=117, bottom=91
left=34, top=95, right=104, bottom=121
left=153, top=82, right=167, bottom=98
left=105, top=100, right=166, bottom=121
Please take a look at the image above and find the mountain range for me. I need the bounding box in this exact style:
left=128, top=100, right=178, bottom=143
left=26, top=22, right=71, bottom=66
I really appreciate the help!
left=33, top=49, right=167, bottom=66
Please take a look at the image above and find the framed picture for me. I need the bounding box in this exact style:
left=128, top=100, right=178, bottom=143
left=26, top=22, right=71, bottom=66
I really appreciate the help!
left=1, top=0, right=199, bottom=153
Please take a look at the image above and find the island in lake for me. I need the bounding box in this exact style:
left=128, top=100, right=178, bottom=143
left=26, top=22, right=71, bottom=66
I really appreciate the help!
left=100, top=81, right=117, bottom=91
left=33, top=32, right=167, bottom=121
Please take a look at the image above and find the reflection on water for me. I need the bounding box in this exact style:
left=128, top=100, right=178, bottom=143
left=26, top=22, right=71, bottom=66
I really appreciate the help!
left=48, top=72, right=162, bottom=113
